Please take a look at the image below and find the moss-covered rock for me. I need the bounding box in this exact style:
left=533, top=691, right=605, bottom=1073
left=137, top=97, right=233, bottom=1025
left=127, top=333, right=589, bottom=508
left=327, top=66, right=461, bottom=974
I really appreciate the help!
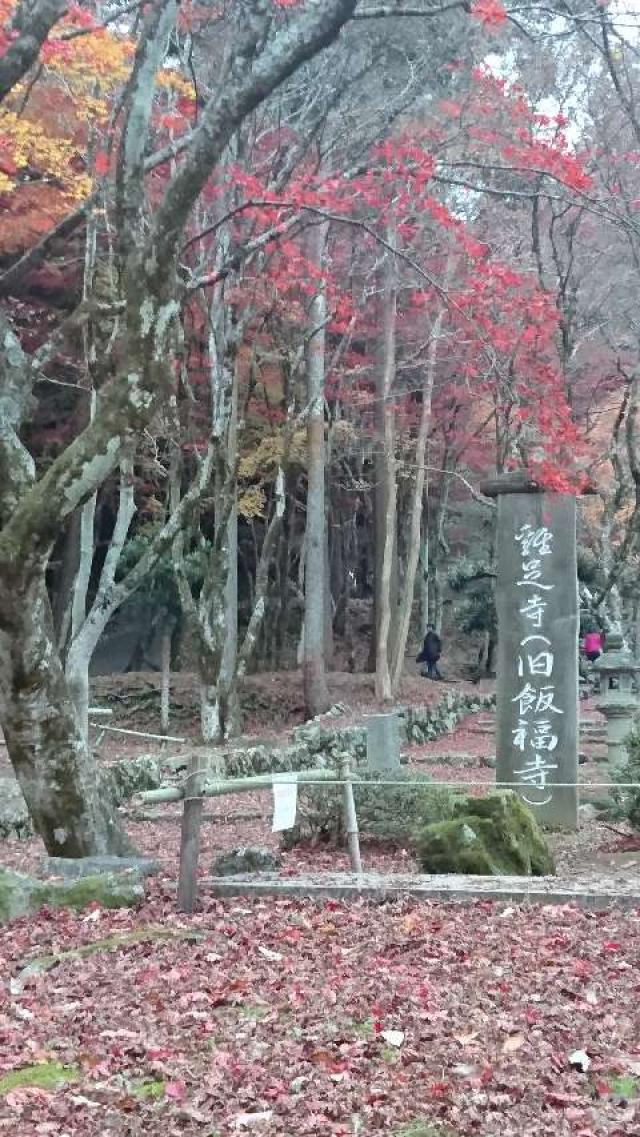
left=45, top=872, right=145, bottom=911
left=415, top=791, right=555, bottom=876
left=212, top=847, right=282, bottom=875
left=0, top=866, right=144, bottom=924
left=0, top=868, right=33, bottom=922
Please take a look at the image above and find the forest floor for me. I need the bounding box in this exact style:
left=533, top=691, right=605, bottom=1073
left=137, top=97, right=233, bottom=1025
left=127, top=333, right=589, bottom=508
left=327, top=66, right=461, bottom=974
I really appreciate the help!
left=1, top=672, right=640, bottom=1136
left=2, top=883, right=640, bottom=1136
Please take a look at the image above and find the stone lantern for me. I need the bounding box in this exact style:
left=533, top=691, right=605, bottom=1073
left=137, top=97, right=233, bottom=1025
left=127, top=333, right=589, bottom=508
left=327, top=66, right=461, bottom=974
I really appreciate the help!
left=593, top=632, right=640, bottom=767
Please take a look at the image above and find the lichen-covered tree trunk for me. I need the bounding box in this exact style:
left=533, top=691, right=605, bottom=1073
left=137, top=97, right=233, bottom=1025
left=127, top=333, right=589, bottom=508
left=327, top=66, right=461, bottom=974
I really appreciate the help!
left=64, top=452, right=136, bottom=738
left=391, top=296, right=447, bottom=692
left=303, top=222, right=331, bottom=718
left=375, top=243, right=398, bottom=703
left=160, top=617, right=174, bottom=734
left=211, top=331, right=239, bottom=739
left=0, top=572, right=132, bottom=856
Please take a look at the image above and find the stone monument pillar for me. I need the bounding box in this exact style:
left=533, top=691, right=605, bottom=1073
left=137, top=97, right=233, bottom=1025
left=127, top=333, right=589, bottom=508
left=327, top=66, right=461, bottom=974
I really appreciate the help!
left=482, top=472, right=579, bottom=829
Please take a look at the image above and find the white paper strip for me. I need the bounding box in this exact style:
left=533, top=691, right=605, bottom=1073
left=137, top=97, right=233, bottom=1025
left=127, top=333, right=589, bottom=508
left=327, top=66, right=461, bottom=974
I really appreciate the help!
left=271, top=773, right=298, bottom=832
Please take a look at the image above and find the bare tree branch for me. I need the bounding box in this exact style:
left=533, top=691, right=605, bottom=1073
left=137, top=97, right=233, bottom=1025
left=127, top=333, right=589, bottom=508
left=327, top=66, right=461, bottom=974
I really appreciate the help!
left=0, top=0, right=67, bottom=104
left=149, top=0, right=358, bottom=271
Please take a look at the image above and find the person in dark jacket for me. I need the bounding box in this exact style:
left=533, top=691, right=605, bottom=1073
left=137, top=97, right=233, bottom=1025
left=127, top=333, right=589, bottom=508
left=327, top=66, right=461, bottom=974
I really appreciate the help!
left=417, top=625, right=443, bottom=680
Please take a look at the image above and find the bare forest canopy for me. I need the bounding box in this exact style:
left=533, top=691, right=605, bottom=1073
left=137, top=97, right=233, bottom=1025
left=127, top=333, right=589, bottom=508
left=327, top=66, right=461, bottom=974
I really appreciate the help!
left=1, top=0, right=640, bottom=856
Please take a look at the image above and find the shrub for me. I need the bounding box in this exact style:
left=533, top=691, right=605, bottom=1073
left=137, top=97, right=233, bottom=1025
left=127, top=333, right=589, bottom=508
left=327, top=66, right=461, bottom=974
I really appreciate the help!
left=609, top=727, right=640, bottom=829
left=281, top=769, right=456, bottom=849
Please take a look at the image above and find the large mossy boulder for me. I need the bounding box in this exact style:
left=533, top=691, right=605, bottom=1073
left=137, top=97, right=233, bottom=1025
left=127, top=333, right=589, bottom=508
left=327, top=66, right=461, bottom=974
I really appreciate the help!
left=415, top=791, right=555, bottom=876
left=0, top=866, right=144, bottom=923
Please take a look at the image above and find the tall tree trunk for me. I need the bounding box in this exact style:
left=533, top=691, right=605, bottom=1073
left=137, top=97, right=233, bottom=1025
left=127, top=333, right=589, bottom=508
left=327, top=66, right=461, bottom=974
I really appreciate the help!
left=65, top=450, right=136, bottom=738
left=160, top=614, right=175, bottom=734
left=419, top=487, right=430, bottom=633
left=375, top=244, right=398, bottom=702
left=304, top=222, right=331, bottom=717
left=0, top=573, right=133, bottom=856
left=237, top=469, right=286, bottom=678
left=212, top=350, right=239, bottom=737
left=51, top=511, right=81, bottom=653
left=391, top=299, right=446, bottom=692
left=428, top=467, right=452, bottom=633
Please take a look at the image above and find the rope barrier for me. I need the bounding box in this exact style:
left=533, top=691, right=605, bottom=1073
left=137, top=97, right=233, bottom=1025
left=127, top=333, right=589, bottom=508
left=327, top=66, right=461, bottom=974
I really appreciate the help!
left=144, top=774, right=640, bottom=797
left=224, top=779, right=639, bottom=789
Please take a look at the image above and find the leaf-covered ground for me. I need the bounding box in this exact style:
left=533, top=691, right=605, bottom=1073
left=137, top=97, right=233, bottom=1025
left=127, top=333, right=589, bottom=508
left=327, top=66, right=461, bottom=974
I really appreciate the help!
left=1, top=888, right=640, bottom=1136
left=1, top=682, right=638, bottom=1134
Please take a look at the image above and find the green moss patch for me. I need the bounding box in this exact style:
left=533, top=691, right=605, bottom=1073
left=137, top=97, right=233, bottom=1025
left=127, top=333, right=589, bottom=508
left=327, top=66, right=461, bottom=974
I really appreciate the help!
left=394, top=1122, right=459, bottom=1137
left=0, top=1062, right=81, bottom=1094
left=610, top=1074, right=639, bottom=1100
left=130, top=1078, right=166, bottom=1100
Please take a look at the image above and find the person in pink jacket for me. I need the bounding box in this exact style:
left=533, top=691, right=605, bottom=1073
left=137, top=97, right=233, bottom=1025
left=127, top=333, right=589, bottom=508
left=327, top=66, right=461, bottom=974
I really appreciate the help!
left=583, top=629, right=604, bottom=663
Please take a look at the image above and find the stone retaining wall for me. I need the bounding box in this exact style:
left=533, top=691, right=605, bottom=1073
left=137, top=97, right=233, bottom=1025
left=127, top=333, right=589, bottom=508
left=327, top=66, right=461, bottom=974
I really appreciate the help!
left=216, top=690, right=496, bottom=779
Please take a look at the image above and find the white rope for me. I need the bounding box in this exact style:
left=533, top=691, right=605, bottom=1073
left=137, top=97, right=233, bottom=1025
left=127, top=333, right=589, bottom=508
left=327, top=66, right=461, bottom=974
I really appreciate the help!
left=167, top=773, right=640, bottom=791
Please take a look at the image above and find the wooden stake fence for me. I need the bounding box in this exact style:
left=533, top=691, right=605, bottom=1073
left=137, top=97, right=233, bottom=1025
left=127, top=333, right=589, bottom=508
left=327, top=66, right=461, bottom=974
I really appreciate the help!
left=137, top=765, right=363, bottom=913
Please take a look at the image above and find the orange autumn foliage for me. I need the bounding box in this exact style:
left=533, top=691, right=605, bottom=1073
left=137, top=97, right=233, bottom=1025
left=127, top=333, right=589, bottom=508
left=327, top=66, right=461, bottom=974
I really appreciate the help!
left=0, top=0, right=132, bottom=252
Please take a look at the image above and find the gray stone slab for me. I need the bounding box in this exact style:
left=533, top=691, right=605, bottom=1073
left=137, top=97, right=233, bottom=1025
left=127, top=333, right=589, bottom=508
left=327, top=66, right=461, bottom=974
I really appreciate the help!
left=203, top=871, right=640, bottom=910
left=43, top=855, right=161, bottom=879
left=365, top=712, right=400, bottom=772
left=495, top=492, right=578, bottom=829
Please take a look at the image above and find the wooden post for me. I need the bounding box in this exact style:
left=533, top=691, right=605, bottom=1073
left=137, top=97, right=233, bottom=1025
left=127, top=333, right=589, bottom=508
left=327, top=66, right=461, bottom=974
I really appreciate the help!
left=177, top=754, right=206, bottom=913
left=339, top=753, right=362, bottom=874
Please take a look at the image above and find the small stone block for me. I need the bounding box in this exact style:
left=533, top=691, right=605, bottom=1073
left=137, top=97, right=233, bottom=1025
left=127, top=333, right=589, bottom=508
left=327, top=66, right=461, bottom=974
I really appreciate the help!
left=43, top=855, right=161, bottom=879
